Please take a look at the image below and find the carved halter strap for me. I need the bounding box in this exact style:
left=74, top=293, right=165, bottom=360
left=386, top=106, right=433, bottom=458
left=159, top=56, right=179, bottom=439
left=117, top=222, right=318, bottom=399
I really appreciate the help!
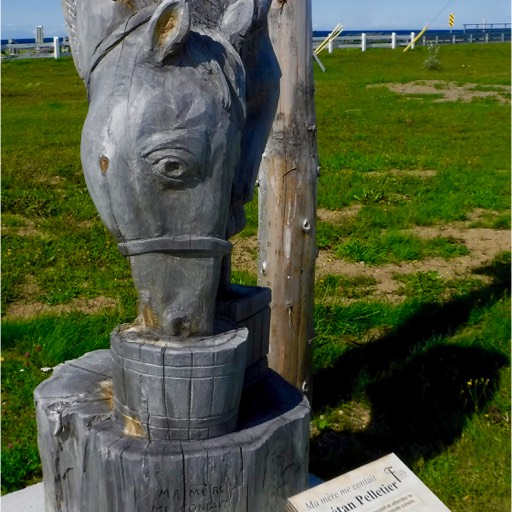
left=118, top=235, right=232, bottom=257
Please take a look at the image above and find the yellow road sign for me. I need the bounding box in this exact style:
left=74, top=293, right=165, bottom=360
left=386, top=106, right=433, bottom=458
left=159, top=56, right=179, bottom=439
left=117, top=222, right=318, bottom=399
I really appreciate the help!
left=449, top=13, right=455, bottom=27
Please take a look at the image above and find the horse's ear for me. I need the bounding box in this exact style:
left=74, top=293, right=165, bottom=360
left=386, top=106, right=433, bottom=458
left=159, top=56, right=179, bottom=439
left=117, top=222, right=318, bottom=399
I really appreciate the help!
left=148, top=0, right=190, bottom=62
left=221, top=0, right=254, bottom=49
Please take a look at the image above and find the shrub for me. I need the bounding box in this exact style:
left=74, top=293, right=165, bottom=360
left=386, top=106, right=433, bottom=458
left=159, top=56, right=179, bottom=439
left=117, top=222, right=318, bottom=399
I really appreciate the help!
left=424, top=43, right=441, bottom=71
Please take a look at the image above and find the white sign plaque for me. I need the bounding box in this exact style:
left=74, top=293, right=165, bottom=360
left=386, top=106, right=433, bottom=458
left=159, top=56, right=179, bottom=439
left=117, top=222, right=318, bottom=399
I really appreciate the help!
left=286, top=453, right=451, bottom=512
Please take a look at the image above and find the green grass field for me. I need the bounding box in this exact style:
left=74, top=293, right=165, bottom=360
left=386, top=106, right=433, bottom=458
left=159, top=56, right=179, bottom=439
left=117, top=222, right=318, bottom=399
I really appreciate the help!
left=2, top=43, right=510, bottom=510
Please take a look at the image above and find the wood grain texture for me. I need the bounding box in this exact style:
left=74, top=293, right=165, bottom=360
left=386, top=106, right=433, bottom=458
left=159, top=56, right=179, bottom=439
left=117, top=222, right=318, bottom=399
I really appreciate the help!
left=110, top=327, right=248, bottom=440
left=34, top=350, right=114, bottom=512
left=258, top=0, right=318, bottom=396
left=216, top=284, right=271, bottom=384
left=35, top=350, right=310, bottom=512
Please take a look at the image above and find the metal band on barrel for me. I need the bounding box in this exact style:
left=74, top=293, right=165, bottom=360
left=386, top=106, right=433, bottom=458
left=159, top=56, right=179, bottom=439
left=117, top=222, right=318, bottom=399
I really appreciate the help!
left=118, top=235, right=232, bottom=256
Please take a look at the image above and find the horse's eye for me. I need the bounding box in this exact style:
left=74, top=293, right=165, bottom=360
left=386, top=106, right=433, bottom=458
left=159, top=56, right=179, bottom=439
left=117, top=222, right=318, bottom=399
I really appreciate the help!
left=145, top=151, right=202, bottom=188
left=157, top=158, right=188, bottom=178
left=163, top=160, right=182, bottom=175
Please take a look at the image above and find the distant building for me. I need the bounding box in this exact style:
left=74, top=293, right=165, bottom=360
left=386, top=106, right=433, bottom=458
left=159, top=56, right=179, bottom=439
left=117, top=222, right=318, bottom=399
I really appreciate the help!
left=35, top=26, right=44, bottom=44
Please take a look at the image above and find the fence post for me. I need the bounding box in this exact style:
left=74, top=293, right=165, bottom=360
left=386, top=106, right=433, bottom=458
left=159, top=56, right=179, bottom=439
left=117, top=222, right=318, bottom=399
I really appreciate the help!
left=391, top=32, right=396, bottom=49
left=410, top=32, right=415, bottom=49
left=435, top=35, right=439, bottom=45
left=452, top=34, right=456, bottom=44
left=469, top=34, right=473, bottom=43
left=361, top=33, right=367, bottom=52
left=328, top=39, right=333, bottom=54
left=501, top=33, right=505, bottom=42
left=485, top=33, right=489, bottom=43
left=53, top=37, right=60, bottom=59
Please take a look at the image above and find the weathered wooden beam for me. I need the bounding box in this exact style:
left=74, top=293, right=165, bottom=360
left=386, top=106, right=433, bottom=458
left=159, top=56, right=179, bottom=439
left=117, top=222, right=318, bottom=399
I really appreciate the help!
left=258, top=0, right=318, bottom=396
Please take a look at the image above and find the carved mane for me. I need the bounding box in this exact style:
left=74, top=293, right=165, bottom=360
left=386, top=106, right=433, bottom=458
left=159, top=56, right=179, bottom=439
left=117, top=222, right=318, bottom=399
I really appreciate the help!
left=62, top=0, right=259, bottom=79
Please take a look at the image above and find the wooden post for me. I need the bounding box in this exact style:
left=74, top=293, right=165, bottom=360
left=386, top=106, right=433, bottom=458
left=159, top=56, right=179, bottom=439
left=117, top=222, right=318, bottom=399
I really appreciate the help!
left=53, top=37, right=60, bottom=59
left=410, top=32, right=416, bottom=49
left=258, top=0, right=318, bottom=396
left=391, top=32, right=397, bottom=49
left=361, top=32, right=367, bottom=52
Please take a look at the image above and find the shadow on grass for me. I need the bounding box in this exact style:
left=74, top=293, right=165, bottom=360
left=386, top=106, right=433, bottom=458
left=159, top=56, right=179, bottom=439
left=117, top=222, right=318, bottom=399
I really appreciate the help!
left=310, top=257, right=511, bottom=479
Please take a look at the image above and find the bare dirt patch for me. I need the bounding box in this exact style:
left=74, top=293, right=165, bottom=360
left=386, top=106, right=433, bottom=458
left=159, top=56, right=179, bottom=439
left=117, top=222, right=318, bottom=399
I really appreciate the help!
left=231, top=235, right=259, bottom=275
left=365, top=169, right=437, bottom=179
left=5, top=276, right=119, bottom=319
left=407, top=225, right=509, bottom=260
left=6, top=296, right=119, bottom=319
left=318, top=224, right=509, bottom=301
left=231, top=218, right=510, bottom=303
left=2, top=216, right=42, bottom=237
left=6, top=212, right=509, bottom=318
left=368, top=81, right=511, bottom=104
left=13, top=275, right=41, bottom=298
left=35, top=176, right=66, bottom=185
left=318, top=205, right=362, bottom=224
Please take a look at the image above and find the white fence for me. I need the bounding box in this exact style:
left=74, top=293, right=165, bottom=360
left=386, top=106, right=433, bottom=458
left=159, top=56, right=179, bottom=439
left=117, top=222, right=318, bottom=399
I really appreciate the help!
left=313, top=30, right=510, bottom=53
left=2, top=31, right=510, bottom=60
left=314, top=33, right=411, bottom=52
left=2, top=37, right=70, bottom=59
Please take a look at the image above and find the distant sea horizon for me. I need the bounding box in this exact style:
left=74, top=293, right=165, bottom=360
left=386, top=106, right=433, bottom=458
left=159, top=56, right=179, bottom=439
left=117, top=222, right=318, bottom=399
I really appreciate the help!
left=2, top=27, right=510, bottom=45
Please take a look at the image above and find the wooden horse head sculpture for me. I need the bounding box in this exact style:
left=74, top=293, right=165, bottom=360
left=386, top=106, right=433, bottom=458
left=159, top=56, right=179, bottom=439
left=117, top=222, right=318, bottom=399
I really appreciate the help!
left=62, top=0, right=279, bottom=336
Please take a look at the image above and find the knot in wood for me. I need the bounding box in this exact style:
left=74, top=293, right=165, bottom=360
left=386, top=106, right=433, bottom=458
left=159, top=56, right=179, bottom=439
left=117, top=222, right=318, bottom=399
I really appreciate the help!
left=99, top=155, right=109, bottom=175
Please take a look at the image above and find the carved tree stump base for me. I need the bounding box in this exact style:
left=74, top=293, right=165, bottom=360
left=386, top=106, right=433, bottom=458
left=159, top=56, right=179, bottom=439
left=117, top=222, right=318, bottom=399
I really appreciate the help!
left=35, top=350, right=310, bottom=512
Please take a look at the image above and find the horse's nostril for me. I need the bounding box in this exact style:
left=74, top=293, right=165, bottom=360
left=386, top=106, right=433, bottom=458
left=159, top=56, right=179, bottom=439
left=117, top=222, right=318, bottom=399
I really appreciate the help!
left=99, top=155, right=109, bottom=175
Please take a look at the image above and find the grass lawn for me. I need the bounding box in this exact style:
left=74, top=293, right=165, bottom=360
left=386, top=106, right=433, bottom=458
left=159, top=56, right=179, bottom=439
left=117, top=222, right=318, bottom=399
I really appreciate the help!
left=2, top=43, right=511, bottom=510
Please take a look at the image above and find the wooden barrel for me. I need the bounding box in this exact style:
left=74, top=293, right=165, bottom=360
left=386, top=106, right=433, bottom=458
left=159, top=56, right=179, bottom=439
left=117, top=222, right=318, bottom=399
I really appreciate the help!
left=110, top=326, right=248, bottom=440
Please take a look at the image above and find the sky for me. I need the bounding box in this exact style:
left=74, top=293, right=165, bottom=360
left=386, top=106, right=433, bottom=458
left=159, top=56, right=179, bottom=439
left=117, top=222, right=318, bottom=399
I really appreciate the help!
left=1, top=0, right=511, bottom=39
